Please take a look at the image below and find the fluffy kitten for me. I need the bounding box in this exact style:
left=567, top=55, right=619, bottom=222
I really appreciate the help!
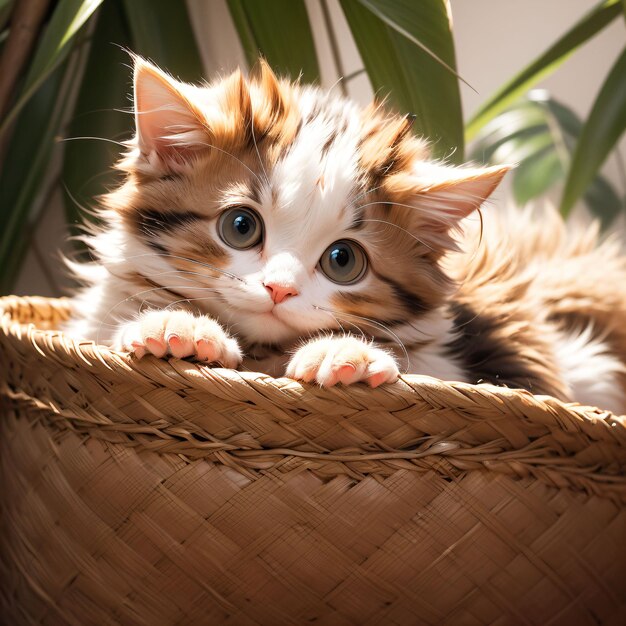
left=65, top=57, right=626, bottom=414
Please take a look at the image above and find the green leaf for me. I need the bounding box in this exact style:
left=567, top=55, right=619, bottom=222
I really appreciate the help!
left=512, top=147, right=563, bottom=205
left=474, top=103, right=550, bottom=158
left=0, top=61, right=74, bottom=293
left=466, top=0, right=622, bottom=141
left=354, top=0, right=468, bottom=85
left=585, top=173, right=622, bottom=226
left=340, top=0, right=464, bottom=161
left=471, top=92, right=622, bottom=226
left=560, top=47, right=626, bottom=216
left=473, top=126, right=543, bottom=164
left=0, top=0, right=103, bottom=135
left=63, top=0, right=133, bottom=233
left=122, top=0, right=204, bottom=82
left=227, top=0, right=319, bottom=82
left=492, top=130, right=556, bottom=165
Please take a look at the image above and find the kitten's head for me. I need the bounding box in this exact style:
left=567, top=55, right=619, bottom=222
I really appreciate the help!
left=100, top=57, right=508, bottom=345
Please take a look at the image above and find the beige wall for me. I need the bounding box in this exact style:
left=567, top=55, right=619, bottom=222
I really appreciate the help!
left=15, top=0, right=626, bottom=296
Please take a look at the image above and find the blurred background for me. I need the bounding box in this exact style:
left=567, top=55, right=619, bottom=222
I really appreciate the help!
left=0, top=0, right=624, bottom=297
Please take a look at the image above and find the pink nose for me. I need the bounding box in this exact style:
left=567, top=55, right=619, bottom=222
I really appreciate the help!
left=264, top=282, right=298, bottom=304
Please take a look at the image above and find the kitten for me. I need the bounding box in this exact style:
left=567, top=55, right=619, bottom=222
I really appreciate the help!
left=65, top=57, right=626, bottom=414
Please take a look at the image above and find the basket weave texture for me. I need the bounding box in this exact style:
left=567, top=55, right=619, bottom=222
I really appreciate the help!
left=1, top=295, right=625, bottom=625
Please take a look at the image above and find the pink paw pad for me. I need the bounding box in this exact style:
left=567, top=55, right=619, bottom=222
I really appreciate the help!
left=166, top=334, right=193, bottom=358
left=196, top=339, right=218, bottom=362
left=334, top=364, right=357, bottom=385
left=366, top=372, right=389, bottom=388
left=145, top=338, right=167, bottom=358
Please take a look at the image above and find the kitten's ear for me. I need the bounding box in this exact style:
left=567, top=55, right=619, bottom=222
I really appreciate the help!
left=409, top=161, right=511, bottom=227
left=133, top=57, right=208, bottom=168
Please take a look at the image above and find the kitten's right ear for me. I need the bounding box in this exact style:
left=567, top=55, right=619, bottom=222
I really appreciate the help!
left=133, top=57, right=208, bottom=170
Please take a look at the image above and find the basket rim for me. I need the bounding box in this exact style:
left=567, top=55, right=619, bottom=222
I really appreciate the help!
left=2, top=295, right=626, bottom=500
left=2, top=294, right=624, bottom=423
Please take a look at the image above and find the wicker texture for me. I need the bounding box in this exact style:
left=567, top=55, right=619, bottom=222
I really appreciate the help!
left=1, top=295, right=625, bottom=625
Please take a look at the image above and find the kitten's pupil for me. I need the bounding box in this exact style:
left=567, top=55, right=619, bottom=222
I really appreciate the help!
left=234, top=215, right=251, bottom=235
left=332, top=248, right=349, bottom=267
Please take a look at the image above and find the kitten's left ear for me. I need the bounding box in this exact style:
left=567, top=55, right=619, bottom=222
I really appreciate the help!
left=409, top=161, right=511, bottom=227
left=133, top=57, right=208, bottom=169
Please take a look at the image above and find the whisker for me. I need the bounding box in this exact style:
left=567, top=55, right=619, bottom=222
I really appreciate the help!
left=58, top=136, right=127, bottom=147
left=139, top=268, right=228, bottom=283
left=314, top=305, right=410, bottom=372
left=350, top=183, right=385, bottom=206
left=157, top=291, right=222, bottom=314
left=63, top=183, right=96, bottom=220
left=121, top=252, right=245, bottom=282
left=353, top=199, right=451, bottom=222
left=333, top=314, right=367, bottom=340
left=194, top=140, right=266, bottom=188
left=249, top=109, right=270, bottom=187
left=357, top=218, right=436, bottom=251
left=354, top=190, right=492, bottom=222
left=322, top=308, right=351, bottom=337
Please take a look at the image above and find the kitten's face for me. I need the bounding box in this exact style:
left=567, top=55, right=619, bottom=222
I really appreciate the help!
left=104, top=58, right=507, bottom=345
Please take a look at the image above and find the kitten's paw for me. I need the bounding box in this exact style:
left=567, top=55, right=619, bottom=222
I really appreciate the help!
left=285, top=336, right=399, bottom=388
left=113, top=310, right=242, bottom=367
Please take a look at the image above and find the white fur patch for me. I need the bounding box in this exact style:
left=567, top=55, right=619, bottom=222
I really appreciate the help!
left=553, top=326, right=626, bottom=414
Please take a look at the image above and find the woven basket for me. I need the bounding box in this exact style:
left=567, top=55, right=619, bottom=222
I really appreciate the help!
left=1, top=296, right=625, bottom=625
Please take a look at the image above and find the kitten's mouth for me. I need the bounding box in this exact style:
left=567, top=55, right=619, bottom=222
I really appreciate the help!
left=261, top=304, right=317, bottom=334
left=263, top=306, right=294, bottom=326
left=228, top=300, right=323, bottom=339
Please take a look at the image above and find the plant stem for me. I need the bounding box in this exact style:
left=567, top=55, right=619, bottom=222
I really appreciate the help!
left=0, top=0, right=51, bottom=121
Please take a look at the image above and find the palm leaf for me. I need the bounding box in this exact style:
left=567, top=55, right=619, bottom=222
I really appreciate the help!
left=227, top=0, right=319, bottom=82
left=0, top=0, right=103, bottom=134
left=560, top=47, right=626, bottom=217
left=512, top=148, right=563, bottom=205
left=122, top=0, right=204, bottom=82
left=0, top=58, right=80, bottom=292
left=63, top=0, right=133, bottom=232
left=340, top=0, right=464, bottom=161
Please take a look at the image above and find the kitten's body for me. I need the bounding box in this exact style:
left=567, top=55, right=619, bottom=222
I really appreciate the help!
left=65, top=58, right=626, bottom=414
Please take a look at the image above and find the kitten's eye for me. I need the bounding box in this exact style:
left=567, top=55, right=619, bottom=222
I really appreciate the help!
left=319, top=240, right=368, bottom=284
left=218, top=207, right=263, bottom=249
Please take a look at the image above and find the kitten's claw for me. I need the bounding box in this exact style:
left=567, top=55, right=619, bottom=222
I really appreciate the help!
left=113, top=310, right=242, bottom=366
left=286, top=336, right=399, bottom=388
